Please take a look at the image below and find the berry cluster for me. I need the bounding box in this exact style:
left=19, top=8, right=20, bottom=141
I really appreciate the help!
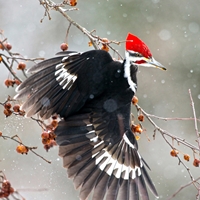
left=170, top=149, right=200, bottom=167
left=4, top=79, right=21, bottom=88
left=3, top=102, right=25, bottom=117
left=88, top=37, right=111, bottom=51
left=0, top=36, right=29, bottom=90
left=40, top=116, right=58, bottom=151
left=0, top=179, right=14, bottom=198
left=3, top=62, right=25, bottom=88
left=130, top=96, right=145, bottom=140
left=41, top=131, right=57, bottom=152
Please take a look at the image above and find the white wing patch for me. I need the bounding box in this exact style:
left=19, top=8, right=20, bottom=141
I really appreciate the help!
left=90, top=132, right=142, bottom=180
left=55, top=63, right=77, bottom=90
left=95, top=150, right=141, bottom=180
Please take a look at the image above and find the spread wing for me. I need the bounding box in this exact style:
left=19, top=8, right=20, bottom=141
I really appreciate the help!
left=56, top=102, right=158, bottom=200
left=15, top=50, right=113, bottom=119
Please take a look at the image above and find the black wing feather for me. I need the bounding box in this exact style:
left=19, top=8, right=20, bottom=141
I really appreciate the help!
left=15, top=50, right=112, bottom=119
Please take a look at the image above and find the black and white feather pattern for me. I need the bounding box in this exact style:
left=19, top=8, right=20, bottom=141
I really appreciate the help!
left=15, top=50, right=158, bottom=200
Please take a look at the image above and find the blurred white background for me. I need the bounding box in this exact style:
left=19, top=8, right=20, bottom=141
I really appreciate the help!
left=0, top=0, right=200, bottom=199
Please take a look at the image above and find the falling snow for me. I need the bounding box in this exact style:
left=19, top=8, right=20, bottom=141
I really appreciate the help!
left=158, top=29, right=171, bottom=41
left=1, top=1, right=200, bottom=200
left=188, top=22, right=199, bottom=33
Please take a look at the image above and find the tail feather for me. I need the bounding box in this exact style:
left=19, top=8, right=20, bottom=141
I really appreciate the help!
left=130, top=178, right=139, bottom=200
left=141, top=167, right=158, bottom=198
left=56, top=117, right=158, bottom=200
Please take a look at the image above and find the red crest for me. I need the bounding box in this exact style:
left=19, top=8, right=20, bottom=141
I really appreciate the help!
left=126, top=33, right=152, bottom=58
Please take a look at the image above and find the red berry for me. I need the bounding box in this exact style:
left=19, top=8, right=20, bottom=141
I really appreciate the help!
left=51, top=120, right=58, bottom=128
left=4, top=102, right=12, bottom=110
left=41, top=131, right=49, bottom=139
left=101, top=44, right=109, bottom=52
left=193, top=158, right=200, bottom=167
left=183, top=154, right=190, bottom=161
left=4, top=79, right=10, bottom=87
left=70, top=0, right=77, bottom=6
left=4, top=79, right=14, bottom=87
left=49, top=132, right=56, bottom=140
left=0, top=192, right=9, bottom=198
left=16, top=145, right=29, bottom=154
left=49, top=140, right=57, bottom=147
left=17, top=62, right=26, bottom=70
left=138, top=114, right=144, bottom=122
left=5, top=43, right=12, bottom=51
left=13, top=104, right=20, bottom=112
left=42, top=138, right=50, bottom=145
left=131, top=124, right=143, bottom=133
left=3, top=109, right=12, bottom=117
left=44, top=144, right=50, bottom=152
left=60, top=43, right=68, bottom=51
left=9, top=187, right=14, bottom=194
left=132, top=96, right=138, bottom=105
left=2, top=180, right=11, bottom=189
left=14, top=79, right=21, bottom=85
left=170, top=149, right=179, bottom=157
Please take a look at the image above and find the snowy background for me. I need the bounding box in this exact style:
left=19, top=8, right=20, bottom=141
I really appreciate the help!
left=0, top=0, right=200, bottom=199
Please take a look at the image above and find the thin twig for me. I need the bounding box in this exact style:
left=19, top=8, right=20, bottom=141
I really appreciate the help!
left=1, top=57, right=22, bottom=82
left=189, top=89, right=200, bottom=152
left=167, top=177, right=200, bottom=200
left=2, top=53, right=45, bottom=63
left=39, top=0, right=100, bottom=49
left=65, top=22, right=72, bottom=43
left=147, top=114, right=200, bottom=123
left=1, top=134, right=51, bottom=164
left=135, top=99, right=200, bottom=198
left=135, top=104, right=200, bottom=152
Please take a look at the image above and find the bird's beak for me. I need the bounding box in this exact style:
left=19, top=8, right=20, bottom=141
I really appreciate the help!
left=143, top=57, right=166, bottom=70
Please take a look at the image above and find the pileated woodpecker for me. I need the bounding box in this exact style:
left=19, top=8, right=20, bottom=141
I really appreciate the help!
left=15, top=33, right=166, bottom=200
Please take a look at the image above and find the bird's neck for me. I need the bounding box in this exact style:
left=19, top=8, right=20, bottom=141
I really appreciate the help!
left=123, top=52, right=137, bottom=93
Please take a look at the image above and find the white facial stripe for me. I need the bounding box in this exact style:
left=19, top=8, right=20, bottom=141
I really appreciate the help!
left=129, top=56, right=145, bottom=62
left=124, top=51, right=137, bottom=93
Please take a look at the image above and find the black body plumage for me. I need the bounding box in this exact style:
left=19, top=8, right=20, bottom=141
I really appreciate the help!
left=15, top=50, right=158, bottom=200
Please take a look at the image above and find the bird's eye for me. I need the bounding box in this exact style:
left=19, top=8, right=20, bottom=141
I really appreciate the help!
left=128, top=51, right=142, bottom=58
left=134, top=53, right=141, bottom=57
